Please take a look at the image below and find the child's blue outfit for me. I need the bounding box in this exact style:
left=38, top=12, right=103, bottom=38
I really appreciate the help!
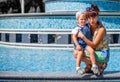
left=72, top=23, right=91, bottom=49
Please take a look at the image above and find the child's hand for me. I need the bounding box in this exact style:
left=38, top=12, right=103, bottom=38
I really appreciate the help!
left=76, top=45, right=82, bottom=51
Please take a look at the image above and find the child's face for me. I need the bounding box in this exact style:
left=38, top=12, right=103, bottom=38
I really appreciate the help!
left=77, top=14, right=87, bottom=26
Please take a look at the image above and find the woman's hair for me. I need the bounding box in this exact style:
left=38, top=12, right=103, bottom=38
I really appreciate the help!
left=86, top=4, right=99, bottom=18
left=91, top=4, right=99, bottom=13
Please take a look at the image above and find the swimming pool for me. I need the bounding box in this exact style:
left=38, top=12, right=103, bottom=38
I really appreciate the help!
left=0, top=45, right=120, bottom=72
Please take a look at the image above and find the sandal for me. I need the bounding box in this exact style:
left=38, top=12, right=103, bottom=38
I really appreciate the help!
left=98, top=63, right=107, bottom=75
left=76, top=64, right=92, bottom=75
left=76, top=68, right=86, bottom=75
left=91, top=66, right=99, bottom=74
left=84, top=64, right=93, bottom=74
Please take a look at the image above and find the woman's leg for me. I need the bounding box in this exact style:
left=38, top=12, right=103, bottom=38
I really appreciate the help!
left=97, top=63, right=107, bottom=75
left=81, top=54, right=107, bottom=75
left=81, top=55, right=93, bottom=73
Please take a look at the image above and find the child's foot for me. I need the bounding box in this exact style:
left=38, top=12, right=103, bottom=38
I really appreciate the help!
left=76, top=68, right=85, bottom=75
left=91, top=66, right=99, bottom=74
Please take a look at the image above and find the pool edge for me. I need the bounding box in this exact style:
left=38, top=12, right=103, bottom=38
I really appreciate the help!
left=0, top=71, right=120, bottom=80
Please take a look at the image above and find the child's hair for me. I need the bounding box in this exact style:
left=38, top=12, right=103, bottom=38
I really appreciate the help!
left=86, top=4, right=99, bottom=18
left=76, top=10, right=86, bottom=19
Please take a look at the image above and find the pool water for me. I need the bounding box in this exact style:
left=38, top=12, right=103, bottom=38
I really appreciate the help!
left=0, top=45, right=119, bottom=72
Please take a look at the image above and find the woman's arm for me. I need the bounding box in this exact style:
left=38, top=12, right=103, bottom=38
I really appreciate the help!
left=78, top=27, right=106, bottom=49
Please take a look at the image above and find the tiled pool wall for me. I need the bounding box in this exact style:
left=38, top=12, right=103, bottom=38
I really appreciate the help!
left=0, top=16, right=75, bottom=29
left=0, top=16, right=120, bottom=29
left=44, top=0, right=120, bottom=12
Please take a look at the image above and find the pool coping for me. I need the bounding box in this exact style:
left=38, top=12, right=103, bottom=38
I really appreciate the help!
left=0, top=71, right=120, bottom=80
left=0, top=11, right=120, bottom=17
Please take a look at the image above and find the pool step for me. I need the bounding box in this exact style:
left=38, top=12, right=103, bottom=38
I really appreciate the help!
left=0, top=41, right=120, bottom=49
left=0, top=29, right=120, bottom=34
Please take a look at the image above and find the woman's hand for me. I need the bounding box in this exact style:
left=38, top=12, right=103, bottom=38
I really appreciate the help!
left=78, top=30, right=85, bottom=39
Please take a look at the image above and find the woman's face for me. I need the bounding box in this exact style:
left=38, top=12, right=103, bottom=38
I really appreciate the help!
left=88, top=16, right=98, bottom=26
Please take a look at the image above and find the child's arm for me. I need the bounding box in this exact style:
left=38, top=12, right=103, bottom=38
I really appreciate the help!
left=72, top=34, right=82, bottom=51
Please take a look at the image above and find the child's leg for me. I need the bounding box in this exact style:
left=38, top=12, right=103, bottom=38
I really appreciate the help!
left=74, top=49, right=86, bottom=75
left=76, top=50, right=84, bottom=70
left=86, top=46, right=98, bottom=74
left=73, top=49, right=78, bottom=58
left=86, top=46, right=96, bottom=65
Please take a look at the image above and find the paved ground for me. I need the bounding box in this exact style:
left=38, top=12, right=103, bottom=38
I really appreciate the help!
left=0, top=71, right=120, bottom=81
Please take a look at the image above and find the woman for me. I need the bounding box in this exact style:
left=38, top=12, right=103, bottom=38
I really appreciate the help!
left=75, top=4, right=110, bottom=75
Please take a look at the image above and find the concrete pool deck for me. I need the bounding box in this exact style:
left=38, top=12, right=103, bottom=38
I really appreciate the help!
left=0, top=71, right=120, bottom=81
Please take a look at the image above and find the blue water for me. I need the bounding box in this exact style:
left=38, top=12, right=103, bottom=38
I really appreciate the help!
left=0, top=45, right=120, bottom=72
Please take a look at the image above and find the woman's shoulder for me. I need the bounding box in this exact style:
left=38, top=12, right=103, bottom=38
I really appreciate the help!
left=97, top=21, right=106, bottom=32
left=98, top=27, right=106, bottom=32
left=97, top=25, right=106, bottom=37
